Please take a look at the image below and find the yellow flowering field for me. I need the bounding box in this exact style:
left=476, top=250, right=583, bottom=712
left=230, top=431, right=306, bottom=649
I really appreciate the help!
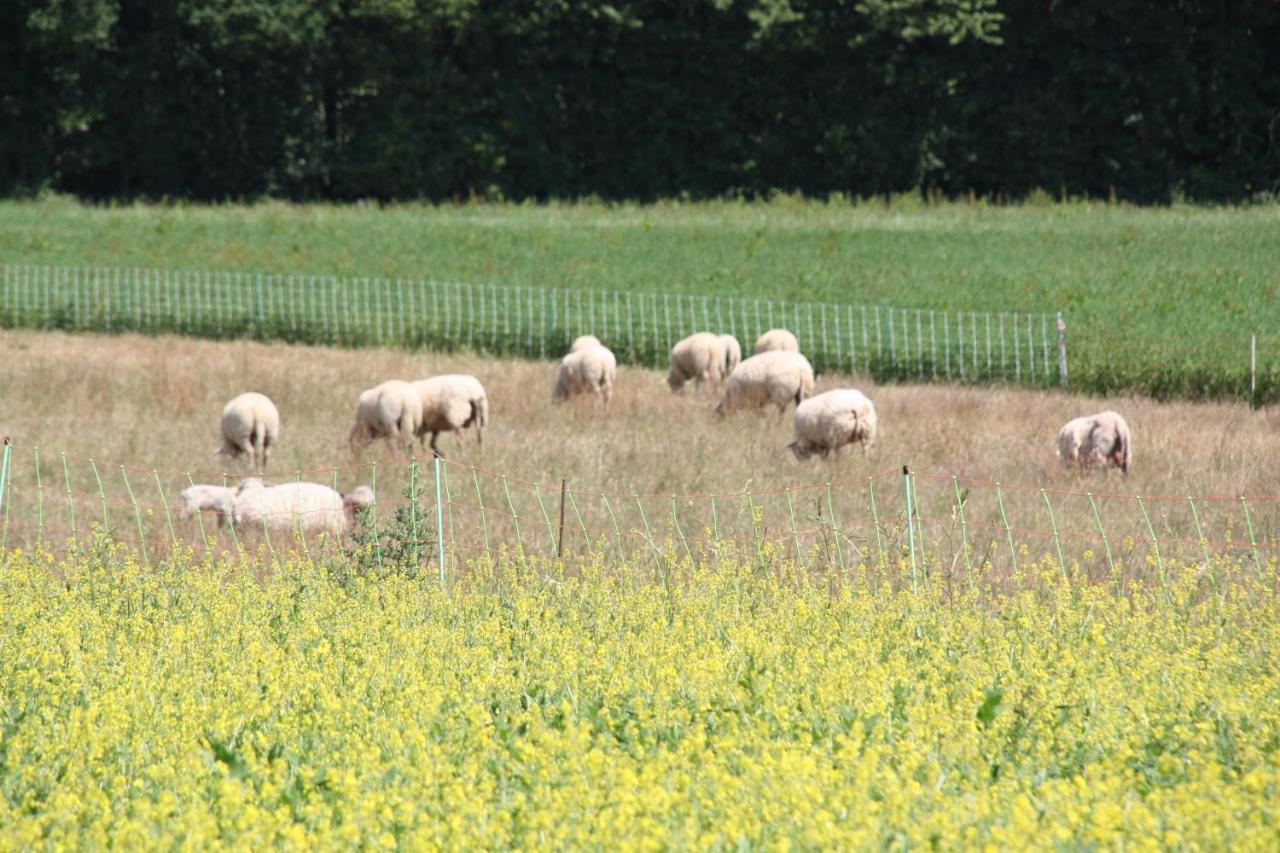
left=0, top=546, right=1277, bottom=849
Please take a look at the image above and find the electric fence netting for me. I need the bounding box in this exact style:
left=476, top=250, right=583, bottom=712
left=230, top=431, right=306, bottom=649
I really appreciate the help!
left=0, top=442, right=1275, bottom=597
left=0, top=263, right=1065, bottom=388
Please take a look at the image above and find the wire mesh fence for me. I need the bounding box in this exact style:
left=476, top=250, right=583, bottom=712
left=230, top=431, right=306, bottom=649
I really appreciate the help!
left=1, top=442, right=1275, bottom=596
left=0, top=263, right=1066, bottom=387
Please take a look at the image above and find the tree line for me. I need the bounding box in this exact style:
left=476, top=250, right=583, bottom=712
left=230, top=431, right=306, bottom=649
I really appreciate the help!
left=3, top=0, right=1277, bottom=203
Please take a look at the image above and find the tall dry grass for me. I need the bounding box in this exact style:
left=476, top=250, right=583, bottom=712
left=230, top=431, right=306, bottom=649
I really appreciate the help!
left=1, top=329, right=1277, bottom=573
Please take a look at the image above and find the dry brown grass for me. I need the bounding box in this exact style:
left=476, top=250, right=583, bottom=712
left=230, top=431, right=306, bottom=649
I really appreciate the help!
left=2, top=329, right=1278, bottom=574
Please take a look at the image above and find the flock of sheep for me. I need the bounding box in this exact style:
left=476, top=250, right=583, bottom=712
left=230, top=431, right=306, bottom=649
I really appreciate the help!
left=176, top=328, right=1132, bottom=538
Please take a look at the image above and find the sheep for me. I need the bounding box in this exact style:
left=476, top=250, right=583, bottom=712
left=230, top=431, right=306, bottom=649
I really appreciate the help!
left=666, top=332, right=727, bottom=393
left=176, top=484, right=235, bottom=527
left=719, top=334, right=742, bottom=378
left=231, top=478, right=372, bottom=537
left=716, top=350, right=815, bottom=416
left=214, top=392, right=280, bottom=469
left=349, top=380, right=422, bottom=454
left=570, top=335, right=603, bottom=353
left=754, top=328, right=799, bottom=355
left=789, top=389, right=878, bottom=460
left=553, top=344, right=618, bottom=407
left=1057, top=410, right=1132, bottom=475
left=411, top=374, right=490, bottom=455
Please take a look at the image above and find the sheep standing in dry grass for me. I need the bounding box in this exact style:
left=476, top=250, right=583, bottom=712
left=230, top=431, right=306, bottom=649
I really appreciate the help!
left=719, top=334, right=742, bottom=378
left=553, top=344, right=618, bottom=408
left=716, top=350, right=815, bottom=416
left=666, top=332, right=728, bottom=393
left=176, top=484, right=235, bottom=527
left=215, top=392, right=280, bottom=469
left=789, top=389, right=878, bottom=460
left=1057, top=410, right=1132, bottom=474
left=570, top=335, right=603, bottom=353
left=754, top=328, right=800, bottom=355
left=411, top=374, right=490, bottom=455
left=349, top=380, right=422, bottom=454
left=231, top=478, right=373, bottom=537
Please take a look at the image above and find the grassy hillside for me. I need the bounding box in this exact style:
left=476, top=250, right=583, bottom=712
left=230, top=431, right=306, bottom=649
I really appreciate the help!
left=2, top=198, right=1277, bottom=401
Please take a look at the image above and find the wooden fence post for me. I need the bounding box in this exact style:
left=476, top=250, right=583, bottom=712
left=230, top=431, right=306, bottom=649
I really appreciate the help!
left=1057, top=312, right=1069, bottom=392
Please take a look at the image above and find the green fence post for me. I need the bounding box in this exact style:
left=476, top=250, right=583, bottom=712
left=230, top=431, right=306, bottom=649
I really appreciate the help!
left=1135, top=495, right=1169, bottom=602
left=62, top=454, right=77, bottom=549
left=371, top=461, right=382, bottom=571
left=826, top=483, right=845, bottom=575
left=154, top=469, right=178, bottom=552
left=1087, top=492, right=1118, bottom=593
left=502, top=475, right=524, bottom=554
left=1186, top=496, right=1218, bottom=600
left=1040, top=489, right=1067, bottom=581
left=0, top=438, right=12, bottom=550
left=952, top=476, right=973, bottom=585
left=534, top=481, right=555, bottom=554
left=785, top=487, right=803, bottom=568
left=1240, top=496, right=1263, bottom=582
left=568, top=490, right=591, bottom=553
left=671, top=494, right=693, bottom=563
left=995, top=482, right=1017, bottom=577
left=470, top=465, right=489, bottom=555
left=120, top=466, right=148, bottom=566
left=868, top=476, right=884, bottom=567
left=434, top=455, right=446, bottom=586
left=409, top=458, right=421, bottom=567
left=601, top=495, right=623, bottom=559
left=186, top=473, right=209, bottom=548
left=89, top=458, right=108, bottom=533
left=34, top=447, right=43, bottom=550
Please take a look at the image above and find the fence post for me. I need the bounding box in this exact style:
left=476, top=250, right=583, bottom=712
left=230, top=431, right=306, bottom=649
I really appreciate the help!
left=431, top=455, right=447, bottom=585
left=785, top=487, right=803, bottom=568
left=1240, top=496, right=1262, bottom=581
left=995, top=482, right=1017, bottom=577
left=557, top=478, right=567, bottom=559
left=470, top=465, right=489, bottom=555
left=409, top=458, right=421, bottom=567
left=1040, top=489, right=1067, bottom=581
left=501, top=475, right=523, bottom=554
left=154, top=469, right=177, bottom=551
left=868, top=476, right=884, bottom=567
left=186, top=473, right=209, bottom=548
left=1250, top=334, right=1257, bottom=410
left=63, top=454, right=78, bottom=549
left=568, top=490, right=591, bottom=553
left=1186, top=496, right=1218, bottom=600
left=903, top=466, right=918, bottom=594
left=825, top=483, right=845, bottom=574
left=670, top=494, right=692, bottom=563
left=952, top=476, right=972, bottom=584
left=120, top=466, right=148, bottom=566
left=1057, top=313, right=1069, bottom=392
left=34, top=447, right=43, bottom=550
left=0, top=438, right=11, bottom=549
left=1087, top=492, right=1118, bottom=592
left=1135, top=496, right=1169, bottom=603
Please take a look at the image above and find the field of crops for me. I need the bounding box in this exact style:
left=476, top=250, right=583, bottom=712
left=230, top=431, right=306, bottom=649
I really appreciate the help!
left=1, top=548, right=1276, bottom=847
left=2, top=198, right=1278, bottom=402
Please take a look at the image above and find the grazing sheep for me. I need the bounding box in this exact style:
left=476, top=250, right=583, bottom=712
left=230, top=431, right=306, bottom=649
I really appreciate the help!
left=553, top=345, right=618, bottom=407
left=411, top=374, right=490, bottom=455
left=1057, top=410, right=1132, bottom=475
left=349, top=380, right=422, bottom=453
left=719, top=335, right=742, bottom=378
left=570, top=335, right=603, bottom=353
left=716, top=350, right=815, bottom=416
left=666, top=332, right=727, bottom=393
left=214, top=392, right=280, bottom=469
left=789, top=389, right=878, bottom=460
left=176, top=484, right=235, bottom=527
left=754, top=328, right=800, bottom=355
left=231, top=478, right=371, bottom=537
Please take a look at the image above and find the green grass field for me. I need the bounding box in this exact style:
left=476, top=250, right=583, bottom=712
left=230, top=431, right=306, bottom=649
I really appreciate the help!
left=2, top=197, right=1278, bottom=401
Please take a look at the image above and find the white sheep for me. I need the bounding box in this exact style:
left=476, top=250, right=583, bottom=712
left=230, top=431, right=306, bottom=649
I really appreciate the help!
left=1057, top=410, right=1132, bottom=475
left=666, top=332, right=727, bottom=393
left=214, top=392, right=280, bottom=469
left=716, top=350, right=815, bottom=416
left=411, top=374, right=490, bottom=455
left=349, top=380, right=422, bottom=454
left=231, top=478, right=372, bottom=537
left=754, top=328, right=800, bottom=355
left=719, top=335, right=742, bottom=378
left=789, top=389, right=878, bottom=460
left=570, top=335, right=603, bottom=353
left=553, top=344, right=618, bottom=407
left=176, top=484, right=236, bottom=527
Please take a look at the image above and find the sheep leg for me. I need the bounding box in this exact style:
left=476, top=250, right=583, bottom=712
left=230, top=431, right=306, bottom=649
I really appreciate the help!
left=430, top=432, right=442, bottom=458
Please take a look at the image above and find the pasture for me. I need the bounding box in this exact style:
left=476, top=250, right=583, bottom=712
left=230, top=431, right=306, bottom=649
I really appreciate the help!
left=2, top=198, right=1279, bottom=402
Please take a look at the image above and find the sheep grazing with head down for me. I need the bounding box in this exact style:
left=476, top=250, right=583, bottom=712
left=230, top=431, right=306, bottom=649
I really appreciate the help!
left=716, top=350, right=814, bottom=416
left=1057, top=410, right=1132, bottom=475
left=719, top=334, right=742, bottom=378
left=231, top=478, right=373, bottom=537
left=411, top=374, right=490, bottom=455
left=754, top=328, right=799, bottom=355
left=789, top=389, right=878, bottom=460
left=349, top=380, right=422, bottom=454
left=666, top=332, right=728, bottom=393
left=215, top=392, right=280, bottom=469
left=569, top=335, right=603, bottom=353
left=553, top=344, right=618, bottom=407
left=176, top=484, right=235, bottom=527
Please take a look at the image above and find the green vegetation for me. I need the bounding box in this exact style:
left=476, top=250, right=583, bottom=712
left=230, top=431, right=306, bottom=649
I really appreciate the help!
left=2, top=198, right=1278, bottom=402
